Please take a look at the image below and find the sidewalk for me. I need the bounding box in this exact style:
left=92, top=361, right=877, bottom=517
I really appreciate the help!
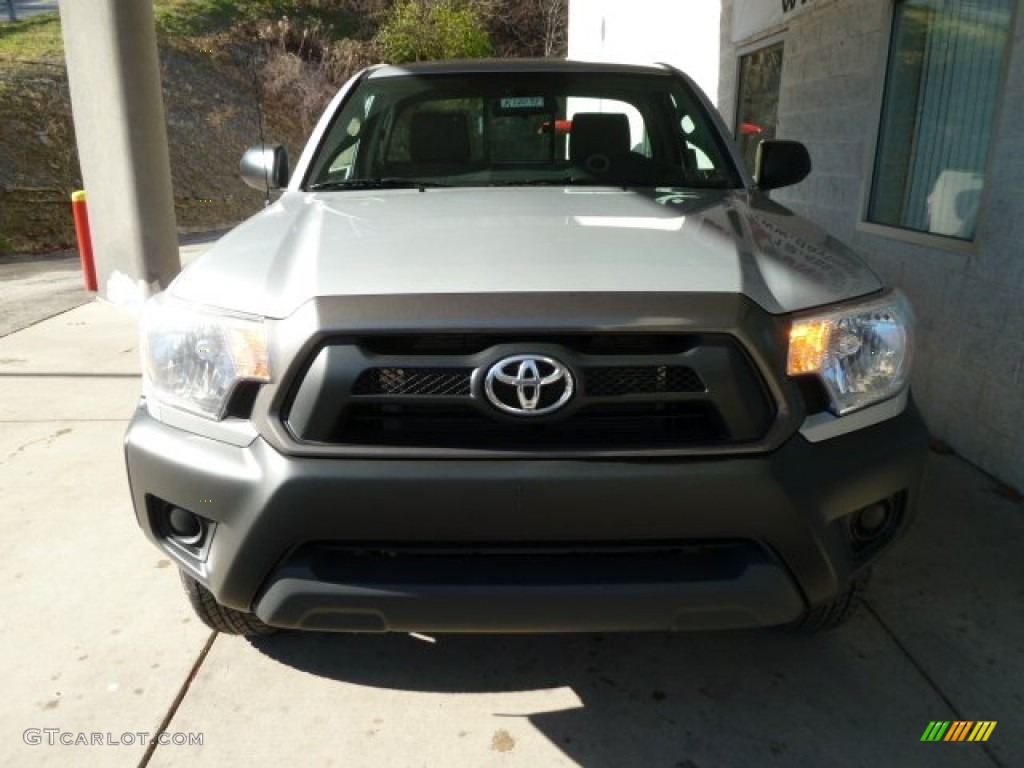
left=0, top=241, right=1021, bottom=766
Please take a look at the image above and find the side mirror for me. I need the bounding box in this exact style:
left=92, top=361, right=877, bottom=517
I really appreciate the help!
left=240, top=145, right=289, bottom=191
left=754, top=140, right=811, bottom=190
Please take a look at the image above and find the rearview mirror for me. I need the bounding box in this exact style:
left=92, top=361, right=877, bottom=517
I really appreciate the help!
left=240, top=145, right=289, bottom=191
left=754, top=140, right=811, bottom=190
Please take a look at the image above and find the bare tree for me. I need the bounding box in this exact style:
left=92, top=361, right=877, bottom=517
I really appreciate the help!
left=478, top=0, right=568, bottom=58
left=538, top=0, right=567, bottom=57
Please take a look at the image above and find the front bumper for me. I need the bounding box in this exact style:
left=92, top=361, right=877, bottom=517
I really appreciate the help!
left=124, top=399, right=928, bottom=632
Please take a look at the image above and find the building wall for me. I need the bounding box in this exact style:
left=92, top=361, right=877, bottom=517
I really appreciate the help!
left=720, top=0, right=1024, bottom=492
left=568, top=0, right=722, bottom=103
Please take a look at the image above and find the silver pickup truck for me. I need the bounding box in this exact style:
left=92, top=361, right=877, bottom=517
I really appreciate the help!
left=124, top=59, right=927, bottom=636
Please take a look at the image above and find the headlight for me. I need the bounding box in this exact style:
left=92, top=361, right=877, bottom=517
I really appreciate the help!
left=787, top=291, right=913, bottom=416
left=140, top=294, right=270, bottom=420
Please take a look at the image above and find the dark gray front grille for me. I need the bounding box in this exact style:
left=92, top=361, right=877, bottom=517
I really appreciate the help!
left=584, top=365, right=705, bottom=396
left=350, top=364, right=705, bottom=399
left=285, top=333, right=775, bottom=453
left=351, top=367, right=472, bottom=396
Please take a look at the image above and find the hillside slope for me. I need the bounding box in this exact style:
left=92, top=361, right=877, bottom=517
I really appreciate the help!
left=0, top=19, right=315, bottom=255
left=0, top=1, right=566, bottom=257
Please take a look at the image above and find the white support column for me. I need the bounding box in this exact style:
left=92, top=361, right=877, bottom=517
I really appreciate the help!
left=58, top=0, right=180, bottom=305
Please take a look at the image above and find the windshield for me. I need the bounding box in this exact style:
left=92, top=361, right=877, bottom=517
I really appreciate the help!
left=305, top=70, right=744, bottom=191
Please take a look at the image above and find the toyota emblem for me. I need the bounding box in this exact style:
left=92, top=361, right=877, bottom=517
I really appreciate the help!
left=483, top=355, right=574, bottom=416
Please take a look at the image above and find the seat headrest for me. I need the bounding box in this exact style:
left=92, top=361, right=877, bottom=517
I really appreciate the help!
left=570, top=113, right=631, bottom=162
left=409, top=111, right=470, bottom=163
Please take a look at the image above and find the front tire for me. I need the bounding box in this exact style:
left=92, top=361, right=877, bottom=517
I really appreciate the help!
left=180, top=570, right=277, bottom=636
left=788, top=569, right=871, bottom=632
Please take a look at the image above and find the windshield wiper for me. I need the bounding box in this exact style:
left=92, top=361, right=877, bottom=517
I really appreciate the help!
left=308, top=178, right=449, bottom=191
left=488, top=177, right=621, bottom=187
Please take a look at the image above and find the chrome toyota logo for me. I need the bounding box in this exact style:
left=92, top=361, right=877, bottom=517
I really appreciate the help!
left=484, top=355, right=574, bottom=416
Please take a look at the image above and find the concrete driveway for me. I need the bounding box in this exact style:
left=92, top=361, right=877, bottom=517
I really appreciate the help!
left=0, top=245, right=1020, bottom=766
left=0, top=231, right=225, bottom=338
left=0, top=251, right=88, bottom=338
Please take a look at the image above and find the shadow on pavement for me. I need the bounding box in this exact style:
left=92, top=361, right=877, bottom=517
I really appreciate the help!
left=247, top=622, right=965, bottom=767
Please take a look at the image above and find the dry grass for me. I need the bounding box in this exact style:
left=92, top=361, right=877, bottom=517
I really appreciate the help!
left=0, top=12, right=62, bottom=59
left=256, top=17, right=377, bottom=132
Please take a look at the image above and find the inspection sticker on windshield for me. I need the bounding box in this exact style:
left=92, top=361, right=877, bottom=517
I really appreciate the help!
left=500, top=97, right=545, bottom=110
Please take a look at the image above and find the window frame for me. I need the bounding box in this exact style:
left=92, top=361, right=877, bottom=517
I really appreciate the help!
left=857, top=0, right=1017, bottom=253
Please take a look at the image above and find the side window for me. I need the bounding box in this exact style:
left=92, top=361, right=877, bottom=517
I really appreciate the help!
left=680, top=114, right=713, bottom=170
left=309, top=93, right=377, bottom=184
left=328, top=142, right=359, bottom=179
left=667, top=91, right=734, bottom=183
left=868, top=0, right=1011, bottom=241
left=735, top=41, right=784, bottom=173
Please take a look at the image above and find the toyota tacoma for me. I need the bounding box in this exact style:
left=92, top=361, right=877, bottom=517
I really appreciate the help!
left=124, top=60, right=928, bottom=636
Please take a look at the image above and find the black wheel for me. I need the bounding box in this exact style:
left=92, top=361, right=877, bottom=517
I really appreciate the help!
left=180, top=570, right=277, bottom=636
left=788, top=569, right=871, bottom=632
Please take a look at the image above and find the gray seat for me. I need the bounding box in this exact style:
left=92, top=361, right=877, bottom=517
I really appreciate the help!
left=570, top=113, right=631, bottom=166
left=409, top=111, right=471, bottom=164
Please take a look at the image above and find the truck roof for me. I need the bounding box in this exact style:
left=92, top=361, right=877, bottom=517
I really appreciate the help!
left=366, top=58, right=674, bottom=79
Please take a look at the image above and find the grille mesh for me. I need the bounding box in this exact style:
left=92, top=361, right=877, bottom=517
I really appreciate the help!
left=352, top=365, right=704, bottom=398
left=351, top=367, right=472, bottom=396
left=584, top=365, right=705, bottom=396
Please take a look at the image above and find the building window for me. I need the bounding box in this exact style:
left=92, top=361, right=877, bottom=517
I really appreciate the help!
left=868, top=0, right=1012, bottom=241
left=735, top=42, right=784, bottom=174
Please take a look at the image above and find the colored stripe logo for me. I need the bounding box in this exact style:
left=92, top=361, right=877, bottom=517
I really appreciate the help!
left=921, top=721, right=996, bottom=742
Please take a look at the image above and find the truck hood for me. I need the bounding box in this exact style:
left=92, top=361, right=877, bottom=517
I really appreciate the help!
left=169, top=186, right=882, bottom=319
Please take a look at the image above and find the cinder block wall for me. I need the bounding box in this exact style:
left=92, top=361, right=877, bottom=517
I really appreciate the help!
left=719, top=0, right=1024, bottom=492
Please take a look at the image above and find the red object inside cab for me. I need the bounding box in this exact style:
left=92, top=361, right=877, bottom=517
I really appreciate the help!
left=539, top=119, right=573, bottom=135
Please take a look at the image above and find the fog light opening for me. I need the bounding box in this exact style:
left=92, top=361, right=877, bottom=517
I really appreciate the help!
left=166, top=506, right=205, bottom=547
left=851, top=502, right=893, bottom=544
